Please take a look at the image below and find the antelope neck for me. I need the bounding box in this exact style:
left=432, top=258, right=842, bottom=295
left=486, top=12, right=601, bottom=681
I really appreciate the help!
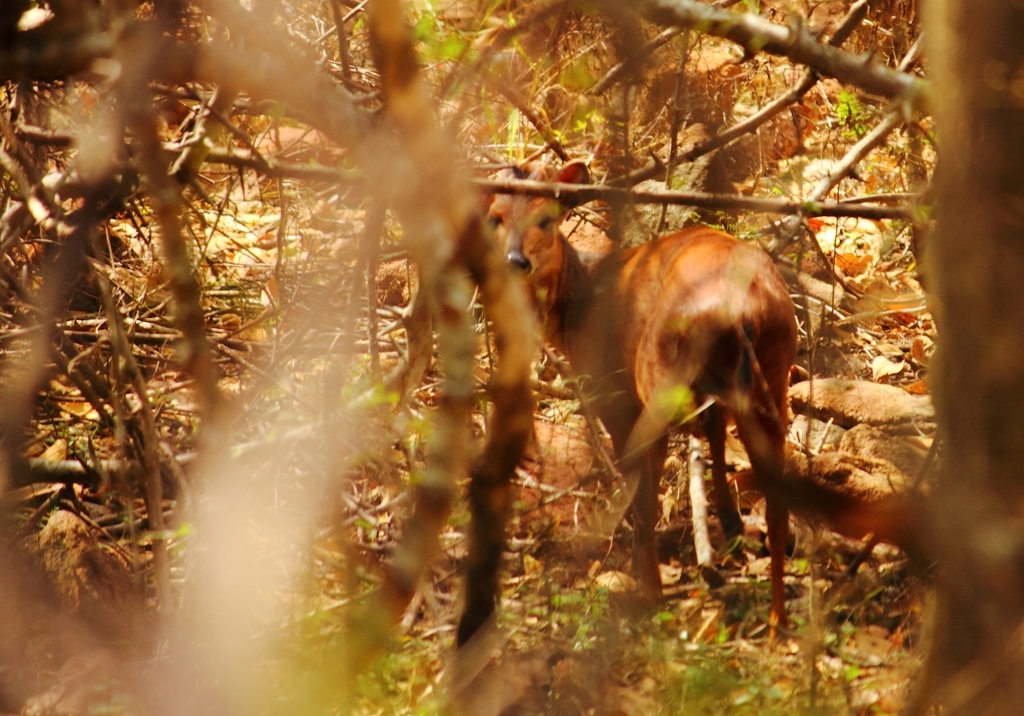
left=545, top=232, right=597, bottom=361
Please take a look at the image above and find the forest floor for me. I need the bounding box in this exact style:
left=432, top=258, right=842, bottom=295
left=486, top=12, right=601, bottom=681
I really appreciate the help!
left=2, top=1, right=933, bottom=714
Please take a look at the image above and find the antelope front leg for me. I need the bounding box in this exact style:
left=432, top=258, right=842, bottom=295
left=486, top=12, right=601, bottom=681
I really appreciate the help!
left=631, top=435, right=669, bottom=603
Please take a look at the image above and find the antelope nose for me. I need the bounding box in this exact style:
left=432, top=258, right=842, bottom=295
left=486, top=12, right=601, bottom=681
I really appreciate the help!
left=507, top=250, right=532, bottom=274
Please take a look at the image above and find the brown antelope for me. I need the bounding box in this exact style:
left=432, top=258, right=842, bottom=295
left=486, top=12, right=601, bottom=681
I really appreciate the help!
left=485, top=160, right=800, bottom=631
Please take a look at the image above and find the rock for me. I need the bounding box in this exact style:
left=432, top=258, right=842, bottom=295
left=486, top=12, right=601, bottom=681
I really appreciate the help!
left=788, top=414, right=847, bottom=451
left=779, top=450, right=922, bottom=558
left=21, top=650, right=136, bottom=716
left=789, top=379, right=935, bottom=435
left=517, top=417, right=599, bottom=535
left=838, top=423, right=930, bottom=479
left=788, top=451, right=912, bottom=501
left=620, top=125, right=716, bottom=248
left=36, top=511, right=142, bottom=645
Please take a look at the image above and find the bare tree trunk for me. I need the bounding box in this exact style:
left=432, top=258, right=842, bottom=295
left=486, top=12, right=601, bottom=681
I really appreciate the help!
left=924, top=1, right=1024, bottom=712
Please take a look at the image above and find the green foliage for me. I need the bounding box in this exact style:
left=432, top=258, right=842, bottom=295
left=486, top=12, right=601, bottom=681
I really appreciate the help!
left=359, top=381, right=402, bottom=409
left=79, top=678, right=138, bottom=716
left=354, top=642, right=446, bottom=716
left=560, top=57, right=599, bottom=92
left=571, top=105, right=604, bottom=139
left=413, top=11, right=467, bottom=63
left=651, top=641, right=841, bottom=715
left=548, top=584, right=612, bottom=651
left=836, top=90, right=870, bottom=138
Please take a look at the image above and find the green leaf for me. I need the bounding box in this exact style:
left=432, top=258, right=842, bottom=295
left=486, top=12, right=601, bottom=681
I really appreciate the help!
left=412, top=14, right=435, bottom=40
left=437, top=34, right=466, bottom=60
left=506, top=109, right=521, bottom=159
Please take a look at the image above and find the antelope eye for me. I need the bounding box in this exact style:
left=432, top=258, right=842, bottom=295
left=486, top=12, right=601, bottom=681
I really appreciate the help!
left=537, top=216, right=554, bottom=230
left=487, top=215, right=502, bottom=229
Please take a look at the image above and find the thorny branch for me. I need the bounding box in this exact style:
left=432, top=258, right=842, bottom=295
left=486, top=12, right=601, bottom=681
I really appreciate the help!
left=195, top=148, right=915, bottom=220
left=640, top=0, right=927, bottom=110
left=770, top=37, right=925, bottom=256
left=618, top=0, right=879, bottom=187
left=477, top=176, right=914, bottom=220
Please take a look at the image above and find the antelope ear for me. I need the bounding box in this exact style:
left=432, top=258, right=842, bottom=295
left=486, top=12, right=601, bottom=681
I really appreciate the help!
left=556, top=160, right=590, bottom=186
left=556, top=160, right=590, bottom=209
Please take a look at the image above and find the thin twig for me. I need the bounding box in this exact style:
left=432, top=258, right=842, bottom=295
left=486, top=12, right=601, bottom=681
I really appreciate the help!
left=541, top=345, right=623, bottom=483
left=657, top=31, right=690, bottom=234
left=478, top=176, right=914, bottom=220
left=363, top=203, right=385, bottom=381
left=329, top=0, right=353, bottom=82
left=92, top=260, right=171, bottom=610
left=590, top=27, right=682, bottom=96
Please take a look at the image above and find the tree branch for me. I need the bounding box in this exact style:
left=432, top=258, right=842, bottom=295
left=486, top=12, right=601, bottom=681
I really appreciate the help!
left=477, top=176, right=914, bottom=220
left=640, top=0, right=927, bottom=110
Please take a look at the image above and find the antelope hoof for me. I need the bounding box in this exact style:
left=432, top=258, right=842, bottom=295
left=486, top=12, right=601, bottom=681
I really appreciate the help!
left=719, top=509, right=745, bottom=541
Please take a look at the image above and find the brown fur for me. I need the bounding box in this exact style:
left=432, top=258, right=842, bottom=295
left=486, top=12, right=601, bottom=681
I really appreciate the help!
left=489, top=161, right=799, bottom=629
